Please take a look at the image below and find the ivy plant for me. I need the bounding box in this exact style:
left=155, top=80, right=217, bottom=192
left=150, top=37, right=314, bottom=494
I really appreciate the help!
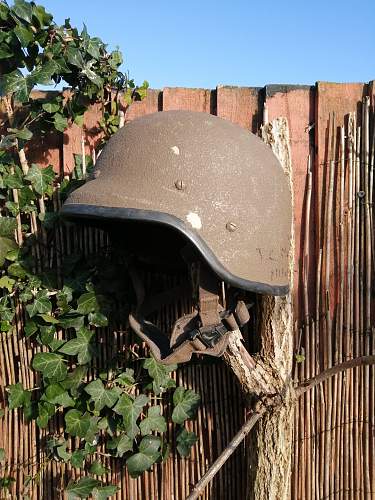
left=0, top=1, right=199, bottom=497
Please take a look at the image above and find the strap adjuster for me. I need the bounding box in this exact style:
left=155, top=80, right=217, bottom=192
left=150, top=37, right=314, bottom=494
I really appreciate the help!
left=189, top=323, right=229, bottom=348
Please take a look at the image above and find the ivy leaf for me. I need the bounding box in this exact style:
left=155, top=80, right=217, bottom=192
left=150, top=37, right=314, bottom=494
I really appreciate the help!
left=14, top=24, right=33, bottom=47
left=26, top=290, right=52, bottom=317
left=113, top=394, right=148, bottom=439
left=172, top=387, right=200, bottom=425
left=0, top=217, right=17, bottom=238
left=7, top=383, right=30, bottom=410
left=0, top=236, right=17, bottom=266
left=44, top=383, right=75, bottom=407
left=92, top=485, right=118, bottom=500
left=56, top=441, right=71, bottom=462
left=42, top=101, right=60, bottom=113
left=84, top=379, right=119, bottom=411
left=24, top=320, right=38, bottom=337
left=89, top=460, right=109, bottom=476
left=53, top=113, right=68, bottom=132
left=0, top=69, right=31, bottom=102
left=66, top=477, right=100, bottom=499
left=126, top=436, right=161, bottom=478
left=114, top=368, right=135, bottom=387
left=59, top=327, right=95, bottom=365
left=32, top=352, right=67, bottom=382
left=115, top=434, right=133, bottom=458
left=65, top=409, right=91, bottom=438
left=143, top=356, right=176, bottom=395
left=88, top=312, right=108, bottom=327
left=82, top=64, right=103, bottom=88
left=66, top=46, right=85, bottom=68
left=38, top=313, right=59, bottom=324
left=12, top=0, right=33, bottom=23
left=0, top=276, right=15, bottom=292
left=176, top=429, right=198, bottom=457
left=36, top=401, right=55, bottom=428
left=7, top=127, right=33, bottom=140
left=71, top=450, right=85, bottom=469
left=30, top=60, right=58, bottom=85
left=61, top=365, right=87, bottom=395
left=140, top=406, right=167, bottom=436
left=25, top=164, right=54, bottom=196
left=57, top=311, right=85, bottom=330
left=77, top=291, right=98, bottom=314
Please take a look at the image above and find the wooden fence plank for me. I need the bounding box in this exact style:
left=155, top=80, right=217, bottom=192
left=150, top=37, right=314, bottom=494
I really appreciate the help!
left=216, top=85, right=260, bottom=133
left=162, top=87, right=214, bottom=113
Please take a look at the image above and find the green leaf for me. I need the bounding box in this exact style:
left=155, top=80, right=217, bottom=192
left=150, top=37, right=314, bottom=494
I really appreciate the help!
left=66, top=46, right=85, bottom=68
left=38, top=314, right=59, bottom=324
left=45, top=383, right=75, bottom=407
left=12, top=0, right=33, bottom=23
left=140, top=406, right=167, bottom=436
left=77, top=291, right=98, bottom=314
left=26, top=291, right=52, bottom=317
left=82, top=64, right=103, bottom=88
left=84, top=379, right=119, bottom=411
left=0, top=276, right=15, bottom=292
left=89, top=460, right=109, bottom=476
left=56, top=441, right=71, bottom=462
left=14, top=24, right=33, bottom=47
left=176, top=429, right=198, bottom=457
left=61, top=365, right=87, bottom=394
left=114, top=368, right=135, bottom=387
left=65, top=409, right=91, bottom=438
left=66, top=477, right=100, bottom=498
left=88, top=312, right=108, bottom=327
left=115, top=434, right=133, bottom=457
left=59, top=327, right=95, bottom=365
left=0, top=46, right=13, bottom=59
left=57, top=311, right=85, bottom=330
left=30, top=60, right=58, bottom=85
left=24, top=320, right=38, bottom=337
left=143, top=356, right=176, bottom=395
left=25, top=164, right=54, bottom=196
left=126, top=436, right=161, bottom=478
left=36, top=401, right=55, bottom=428
left=113, top=394, right=148, bottom=439
left=52, top=113, right=68, bottom=132
left=71, top=450, right=85, bottom=469
left=92, top=485, right=118, bottom=500
left=0, top=70, right=31, bottom=102
left=0, top=236, right=17, bottom=266
left=7, top=383, right=30, bottom=410
left=0, top=217, right=17, bottom=238
left=0, top=448, right=5, bottom=461
left=32, top=352, right=67, bottom=382
left=172, top=387, right=200, bottom=425
left=7, top=127, right=33, bottom=140
left=42, top=101, right=60, bottom=113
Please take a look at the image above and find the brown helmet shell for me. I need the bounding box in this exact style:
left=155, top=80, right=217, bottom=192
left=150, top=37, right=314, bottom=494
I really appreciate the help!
left=62, top=110, right=291, bottom=295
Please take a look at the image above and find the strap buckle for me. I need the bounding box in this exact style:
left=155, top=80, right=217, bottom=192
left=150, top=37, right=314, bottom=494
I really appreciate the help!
left=190, top=323, right=229, bottom=348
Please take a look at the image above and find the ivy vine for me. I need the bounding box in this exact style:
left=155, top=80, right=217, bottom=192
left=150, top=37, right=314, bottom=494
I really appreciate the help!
left=0, top=1, right=199, bottom=498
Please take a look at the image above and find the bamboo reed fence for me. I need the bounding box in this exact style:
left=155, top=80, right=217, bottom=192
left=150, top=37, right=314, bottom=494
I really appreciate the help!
left=1, top=82, right=375, bottom=499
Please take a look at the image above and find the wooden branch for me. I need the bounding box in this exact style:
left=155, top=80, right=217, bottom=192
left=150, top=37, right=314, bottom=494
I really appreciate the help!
left=187, top=354, right=375, bottom=499
left=186, top=408, right=266, bottom=500
left=295, top=355, right=375, bottom=396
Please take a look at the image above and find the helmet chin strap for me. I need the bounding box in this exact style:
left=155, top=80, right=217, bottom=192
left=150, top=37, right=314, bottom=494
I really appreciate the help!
left=127, top=254, right=250, bottom=365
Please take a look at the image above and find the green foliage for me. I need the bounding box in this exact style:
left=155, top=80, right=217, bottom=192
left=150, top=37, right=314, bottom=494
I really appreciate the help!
left=176, top=429, right=198, bottom=457
left=0, top=1, right=200, bottom=497
left=172, top=387, right=201, bottom=424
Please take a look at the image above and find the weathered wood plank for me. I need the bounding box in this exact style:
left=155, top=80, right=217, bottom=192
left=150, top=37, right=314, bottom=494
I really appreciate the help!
left=216, top=85, right=260, bottom=133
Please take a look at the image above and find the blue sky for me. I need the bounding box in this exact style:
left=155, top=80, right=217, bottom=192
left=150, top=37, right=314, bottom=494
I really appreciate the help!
left=41, top=0, right=374, bottom=89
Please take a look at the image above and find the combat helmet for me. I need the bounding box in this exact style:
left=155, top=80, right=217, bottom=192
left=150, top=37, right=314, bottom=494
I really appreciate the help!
left=62, top=110, right=292, bottom=364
